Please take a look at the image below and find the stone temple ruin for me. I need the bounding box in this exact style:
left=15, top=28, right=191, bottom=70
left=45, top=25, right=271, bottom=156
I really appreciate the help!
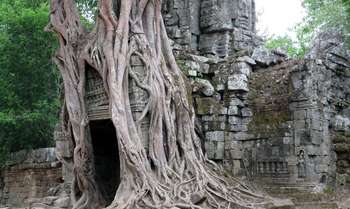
left=0, top=0, right=350, bottom=208
left=162, top=0, right=259, bottom=56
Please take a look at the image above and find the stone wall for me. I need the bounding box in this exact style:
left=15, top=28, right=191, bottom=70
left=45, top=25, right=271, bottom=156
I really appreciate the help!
left=245, top=60, right=297, bottom=184
left=244, top=58, right=335, bottom=186
left=0, top=148, right=63, bottom=207
left=335, top=132, right=350, bottom=186
left=306, top=32, right=350, bottom=187
left=162, top=0, right=260, bottom=57
left=178, top=32, right=350, bottom=189
left=176, top=49, right=285, bottom=172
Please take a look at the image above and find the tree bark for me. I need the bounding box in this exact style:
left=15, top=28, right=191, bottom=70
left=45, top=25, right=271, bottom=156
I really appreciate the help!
left=47, top=0, right=266, bottom=208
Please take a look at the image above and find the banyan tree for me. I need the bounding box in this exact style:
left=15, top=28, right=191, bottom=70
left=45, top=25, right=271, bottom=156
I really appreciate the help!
left=47, top=0, right=266, bottom=208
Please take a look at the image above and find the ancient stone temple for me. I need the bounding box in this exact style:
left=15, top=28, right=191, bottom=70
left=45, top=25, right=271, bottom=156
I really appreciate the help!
left=52, top=0, right=349, bottom=200
left=1, top=1, right=349, bottom=208
left=155, top=2, right=348, bottom=192
left=55, top=55, right=153, bottom=206
left=181, top=30, right=350, bottom=193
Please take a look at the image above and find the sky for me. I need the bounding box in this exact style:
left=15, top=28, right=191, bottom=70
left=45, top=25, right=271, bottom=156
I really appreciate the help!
left=255, top=0, right=306, bottom=38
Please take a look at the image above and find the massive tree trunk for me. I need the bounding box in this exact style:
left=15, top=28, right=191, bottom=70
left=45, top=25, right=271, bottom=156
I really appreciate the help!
left=47, top=0, right=266, bottom=208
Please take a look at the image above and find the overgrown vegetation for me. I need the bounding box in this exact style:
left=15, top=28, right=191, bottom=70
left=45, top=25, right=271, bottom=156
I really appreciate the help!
left=265, top=36, right=306, bottom=58
left=0, top=0, right=60, bottom=165
left=266, top=0, right=350, bottom=57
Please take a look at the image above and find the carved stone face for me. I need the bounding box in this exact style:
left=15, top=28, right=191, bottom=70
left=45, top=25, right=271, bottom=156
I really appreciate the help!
left=238, top=0, right=252, bottom=30
left=200, top=0, right=234, bottom=33
left=239, top=0, right=250, bottom=18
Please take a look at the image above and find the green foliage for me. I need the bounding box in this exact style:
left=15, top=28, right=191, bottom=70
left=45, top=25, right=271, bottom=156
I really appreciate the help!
left=343, top=0, right=350, bottom=14
left=266, top=0, right=350, bottom=57
left=323, top=186, right=335, bottom=195
left=76, top=0, right=98, bottom=29
left=265, top=35, right=306, bottom=58
left=301, top=0, right=350, bottom=39
left=0, top=0, right=60, bottom=165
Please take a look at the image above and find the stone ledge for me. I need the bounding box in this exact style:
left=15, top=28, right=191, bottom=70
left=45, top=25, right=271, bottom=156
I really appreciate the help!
left=5, top=148, right=57, bottom=167
left=5, top=162, right=61, bottom=171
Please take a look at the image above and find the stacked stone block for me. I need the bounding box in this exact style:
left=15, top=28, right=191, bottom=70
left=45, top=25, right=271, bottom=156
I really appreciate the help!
left=162, top=0, right=197, bottom=51
left=163, top=0, right=259, bottom=57
left=179, top=35, right=350, bottom=189
left=178, top=53, right=255, bottom=176
left=305, top=32, right=350, bottom=187
left=0, top=148, right=62, bottom=207
left=289, top=62, right=333, bottom=184
left=244, top=60, right=296, bottom=183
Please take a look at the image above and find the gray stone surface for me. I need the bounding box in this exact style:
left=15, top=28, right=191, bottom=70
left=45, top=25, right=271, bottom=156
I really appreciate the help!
left=6, top=148, right=57, bottom=167
left=174, top=30, right=349, bottom=189
left=268, top=198, right=295, bottom=209
left=53, top=196, right=70, bottom=208
left=163, top=0, right=259, bottom=56
left=0, top=148, right=63, bottom=208
left=233, top=62, right=252, bottom=77
left=227, top=74, right=249, bottom=91
left=200, top=0, right=233, bottom=33
left=192, top=78, right=215, bottom=96
left=251, top=46, right=286, bottom=67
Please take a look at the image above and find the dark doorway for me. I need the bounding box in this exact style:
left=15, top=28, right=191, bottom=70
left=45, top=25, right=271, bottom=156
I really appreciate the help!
left=90, top=119, right=120, bottom=205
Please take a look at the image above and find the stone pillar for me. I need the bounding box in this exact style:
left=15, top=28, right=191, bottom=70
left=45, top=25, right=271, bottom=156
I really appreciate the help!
left=163, top=0, right=258, bottom=56
left=54, top=121, right=74, bottom=184
left=199, top=0, right=234, bottom=57
left=236, top=0, right=255, bottom=31
left=162, top=0, right=193, bottom=50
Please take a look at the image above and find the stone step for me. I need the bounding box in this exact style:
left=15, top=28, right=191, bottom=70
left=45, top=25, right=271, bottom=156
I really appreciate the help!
left=286, top=193, right=333, bottom=202
left=265, top=184, right=316, bottom=194
left=267, top=188, right=313, bottom=195
left=295, top=202, right=339, bottom=209
left=262, top=184, right=340, bottom=209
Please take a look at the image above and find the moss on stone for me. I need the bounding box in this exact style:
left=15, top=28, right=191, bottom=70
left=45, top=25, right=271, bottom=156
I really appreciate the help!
left=346, top=175, right=350, bottom=184
left=195, top=97, right=224, bottom=115
left=176, top=59, right=191, bottom=75
left=334, top=143, right=350, bottom=153
left=333, top=132, right=350, bottom=144
left=248, top=110, right=290, bottom=136
left=247, top=65, right=293, bottom=138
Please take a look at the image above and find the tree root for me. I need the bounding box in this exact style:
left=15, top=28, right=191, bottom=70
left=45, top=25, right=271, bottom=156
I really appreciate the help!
left=48, top=0, right=271, bottom=208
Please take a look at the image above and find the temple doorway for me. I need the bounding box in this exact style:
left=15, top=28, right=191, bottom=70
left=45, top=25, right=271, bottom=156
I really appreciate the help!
left=90, top=119, right=120, bottom=205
